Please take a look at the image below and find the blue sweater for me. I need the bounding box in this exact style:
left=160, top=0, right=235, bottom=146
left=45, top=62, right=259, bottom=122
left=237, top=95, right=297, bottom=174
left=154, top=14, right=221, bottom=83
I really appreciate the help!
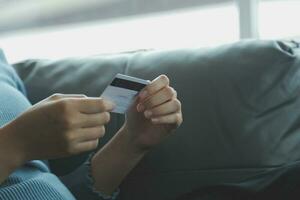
left=0, top=50, right=118, bottom=200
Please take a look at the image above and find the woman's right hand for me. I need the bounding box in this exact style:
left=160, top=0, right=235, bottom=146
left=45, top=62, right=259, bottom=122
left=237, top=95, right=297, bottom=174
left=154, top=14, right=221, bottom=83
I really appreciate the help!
left=3, top=94, right=115, bottom=163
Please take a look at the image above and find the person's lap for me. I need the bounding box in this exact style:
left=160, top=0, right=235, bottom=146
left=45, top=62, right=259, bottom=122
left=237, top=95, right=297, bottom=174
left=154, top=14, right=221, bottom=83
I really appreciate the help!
left=0, top=51, right=30, bottom=127
left=0, top=83, right=31, bottom=127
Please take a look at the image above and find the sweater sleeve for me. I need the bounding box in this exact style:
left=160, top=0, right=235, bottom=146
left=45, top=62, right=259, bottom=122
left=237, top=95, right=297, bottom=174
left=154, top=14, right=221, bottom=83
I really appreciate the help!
left=59, top=153, right=120, bottom=200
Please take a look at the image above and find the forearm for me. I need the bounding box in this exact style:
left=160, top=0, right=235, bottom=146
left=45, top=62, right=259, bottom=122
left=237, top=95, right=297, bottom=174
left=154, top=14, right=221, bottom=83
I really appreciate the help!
left=91, top=125, right=147, bottom=195
left=0, top=124, right=25, bottom=184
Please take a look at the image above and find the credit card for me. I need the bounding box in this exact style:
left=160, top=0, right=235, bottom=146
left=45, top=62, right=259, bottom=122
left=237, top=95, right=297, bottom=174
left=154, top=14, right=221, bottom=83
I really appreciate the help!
left=101, top=74, right=150, bottom=114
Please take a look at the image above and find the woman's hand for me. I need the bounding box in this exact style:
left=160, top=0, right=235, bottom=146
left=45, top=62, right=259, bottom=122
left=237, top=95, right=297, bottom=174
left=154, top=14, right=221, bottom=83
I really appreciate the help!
left=123, top=74, right=183, bottom=152
left=3, top=94, right=115, bottom=163
left=90, top=75, right=182, bottom=195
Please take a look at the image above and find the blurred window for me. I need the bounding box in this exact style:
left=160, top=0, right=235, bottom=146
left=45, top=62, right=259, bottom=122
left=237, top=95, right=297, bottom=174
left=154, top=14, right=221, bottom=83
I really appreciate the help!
left=259, top=0, right=300, bottom=39
left=0, top=0, right=299, bottom=62
left=0, top=1, right=238, bottom=62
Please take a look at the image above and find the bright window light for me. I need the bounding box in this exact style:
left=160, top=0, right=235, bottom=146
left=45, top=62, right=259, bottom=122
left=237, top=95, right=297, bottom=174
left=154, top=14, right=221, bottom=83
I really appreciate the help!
left=259, top=0, right=300, bottom=39
left=0, top=4, right=238, bottom=63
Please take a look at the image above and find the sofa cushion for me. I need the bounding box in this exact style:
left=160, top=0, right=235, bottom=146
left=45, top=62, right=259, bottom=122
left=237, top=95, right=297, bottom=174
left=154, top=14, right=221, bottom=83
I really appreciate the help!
left=13, top=40, right=300, bottom=200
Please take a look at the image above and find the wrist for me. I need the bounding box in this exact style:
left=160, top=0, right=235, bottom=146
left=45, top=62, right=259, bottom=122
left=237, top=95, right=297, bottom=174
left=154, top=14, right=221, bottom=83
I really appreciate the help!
left=118, top=125, right=151, bottom=156
left=90, top=126, right=147, bottom=195
left=0, top=123, right=27, bottom=169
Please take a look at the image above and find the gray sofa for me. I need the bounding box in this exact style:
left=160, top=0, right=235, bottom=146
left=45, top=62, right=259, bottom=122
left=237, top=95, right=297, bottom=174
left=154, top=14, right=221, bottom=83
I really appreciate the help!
left=13, top=40, right=300, bottom=200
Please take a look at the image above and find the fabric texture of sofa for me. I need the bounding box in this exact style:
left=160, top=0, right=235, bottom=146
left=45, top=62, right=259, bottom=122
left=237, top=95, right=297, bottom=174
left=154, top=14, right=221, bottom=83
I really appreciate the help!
left=12, top=40, right=300, bottom=200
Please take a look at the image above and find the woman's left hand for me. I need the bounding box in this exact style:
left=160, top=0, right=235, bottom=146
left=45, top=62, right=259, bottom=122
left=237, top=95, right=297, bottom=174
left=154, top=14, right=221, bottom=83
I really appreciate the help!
left=122, top=74, right=183, bottom=152
left=90, top=75, right=182, bottom=194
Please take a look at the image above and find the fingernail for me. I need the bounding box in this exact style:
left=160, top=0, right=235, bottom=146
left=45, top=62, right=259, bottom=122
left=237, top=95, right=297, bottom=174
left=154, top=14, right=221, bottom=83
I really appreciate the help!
left=137, top=104, right=145, bottom=112
left=106, top=101, right=116, bottom=110
left=139, top=90, right=148, bottom=99
left=144, top=110, right=152, bottom=118
left=151, top=118, right=159, bottom=123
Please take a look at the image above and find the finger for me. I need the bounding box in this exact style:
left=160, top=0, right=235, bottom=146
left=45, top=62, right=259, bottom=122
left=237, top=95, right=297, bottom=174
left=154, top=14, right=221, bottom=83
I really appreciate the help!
left=138, top=75, right=170, bottom=101
left=151, top=113, right=183, bottom=127
left=76, top=140, right=99, bottom=153
left=49, top=93, right=87, bottom=101
left=77, top=126, right=106, bottom=142
left=74, top=97, right=115, bottom=114
left=144, top=99, right=181, bottom=118
left=138, top=87, right=176, bottom=112
left=80, top=112, right=111, bottom=128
